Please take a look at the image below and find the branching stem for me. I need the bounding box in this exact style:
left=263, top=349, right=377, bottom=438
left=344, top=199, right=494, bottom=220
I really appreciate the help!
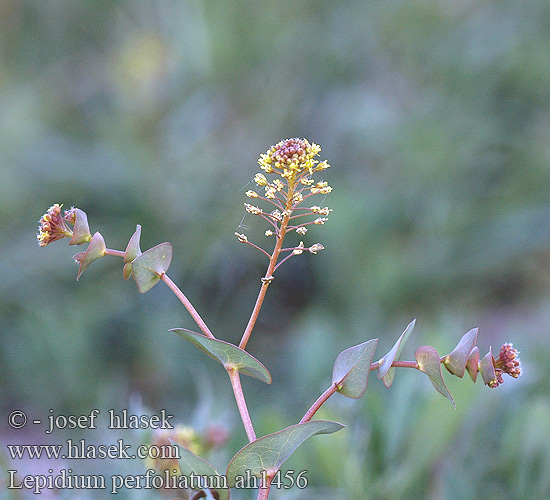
left=239, top=184, right=296, bottom=350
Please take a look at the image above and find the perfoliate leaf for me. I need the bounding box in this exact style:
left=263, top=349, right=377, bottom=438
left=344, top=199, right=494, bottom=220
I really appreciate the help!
left=69, top=208, right=92, bottom=245
left=170, top=329, right=272, bottom=384
left=170, top=440, right=230, bottom=500
left=124, top=225, right=142, bottom=263
left=479, top=348, right=496, bottom=386
left=466, top=346, right=480, bottom=382
left=443, top=328, right=478, bottom=378
left=332, top=339, right=378, bottom=398
left=226, top=420, right=344, bottom=487
left=130, top=242, right=172, bottom=293
left=377, top=319, right=416, bottom=388
left=415, top=345, right=455, bottom=408
left=74, top=231, right=106, bottom=280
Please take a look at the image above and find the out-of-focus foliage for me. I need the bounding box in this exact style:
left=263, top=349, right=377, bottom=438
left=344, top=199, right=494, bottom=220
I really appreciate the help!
left=1, top=0, right=549, bottom=498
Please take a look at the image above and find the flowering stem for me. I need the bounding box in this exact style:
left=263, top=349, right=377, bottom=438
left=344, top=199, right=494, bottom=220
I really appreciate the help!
left=239, top=187, right=295, bottom=350
left=160, top=274, right=216, bottom=339
left=228, top=368, right=256, bottom=442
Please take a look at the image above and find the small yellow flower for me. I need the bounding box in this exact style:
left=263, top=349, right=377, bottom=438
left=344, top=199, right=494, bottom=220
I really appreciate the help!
left=254, top=173, right=268, bottom=186
left=309, top=243, right=324, bottom=254
left=270, top=210, right=282, bottom=221
left=235, top=232, right=248, bottom=243
left=246, top=190, right=258, bottom=198
left=293, top=241, right=305, bottom=255
left=292, top=193, right=304, bottom=204
left=244, top=203, right=262, bottom=215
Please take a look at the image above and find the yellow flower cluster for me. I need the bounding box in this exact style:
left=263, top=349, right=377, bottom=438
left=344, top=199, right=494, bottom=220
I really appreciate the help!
left=258, top=138, right=329, bottom=182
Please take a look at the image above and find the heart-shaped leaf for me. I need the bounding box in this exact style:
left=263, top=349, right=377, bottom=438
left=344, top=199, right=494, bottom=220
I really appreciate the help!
left=465, top=346, right=480, bottom=382
left=226, top=420, right=344, bottom=487
left=377, top=319, right=416, bottom=388
left=332, top=339, right=378, bottom=398
left=68, top=208, right=92, bottom=245
left=131, top=242, right=172, bottom=293
left=415, top=345, right=455, bottom=408
left=73, top=231, right=106, bottom=280
left=170, top=329, right=272, bottom=384
left=170, top=440, right=230, bottom=500
left=443, top=328, right=478, bottom=378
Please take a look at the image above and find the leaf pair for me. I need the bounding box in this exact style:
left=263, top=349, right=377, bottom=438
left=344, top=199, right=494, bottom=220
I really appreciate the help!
left=122, top=225, right=172, bottom=293
left=415, top=327, right=479, bottom=408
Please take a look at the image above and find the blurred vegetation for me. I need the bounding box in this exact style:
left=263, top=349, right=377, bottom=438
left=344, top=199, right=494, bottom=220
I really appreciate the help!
left=1, top=0, right=549, bottom=498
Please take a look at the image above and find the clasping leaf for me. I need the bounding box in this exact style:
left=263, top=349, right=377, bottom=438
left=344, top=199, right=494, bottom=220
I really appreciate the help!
left=332, top=339, right=378, bottom=398
left=130, top=242, right=172, bottom=293
left=226, top=420, right=344, bottom=487
left=377, top=319, right=416, bottom=388
left=170, top=329, right=272, bottom=384
left=415, top=345, right=455, bottom=408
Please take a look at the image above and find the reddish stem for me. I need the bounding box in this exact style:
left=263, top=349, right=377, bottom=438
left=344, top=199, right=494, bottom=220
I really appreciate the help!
left=105, top=248, right=125, bottom=258
left=369, top=360, right=419, bottom=371
left=239, top=184, right=296, bottom=350
left=228, top=368, right=256, bottom=442
left=300, top=383, right=338, bottom=423
left=161, top=274, right=215, bottom=339
left=301, top=360, right=421, bottom=424
left=256, top=473, right=274, bottom=500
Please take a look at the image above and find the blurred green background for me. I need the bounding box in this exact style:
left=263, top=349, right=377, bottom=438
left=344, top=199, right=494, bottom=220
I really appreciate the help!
left=1, top=0, right=550, bottom=498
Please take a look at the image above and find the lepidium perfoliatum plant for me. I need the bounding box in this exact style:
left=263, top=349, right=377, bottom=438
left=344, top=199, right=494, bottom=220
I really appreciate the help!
left=38, top=138, right=522, bottom=499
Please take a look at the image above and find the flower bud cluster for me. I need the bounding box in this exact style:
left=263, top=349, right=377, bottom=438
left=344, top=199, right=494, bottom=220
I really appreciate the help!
left=487, top=343, right=522, bottom=388
left=37, top=204, right=73, bottom=247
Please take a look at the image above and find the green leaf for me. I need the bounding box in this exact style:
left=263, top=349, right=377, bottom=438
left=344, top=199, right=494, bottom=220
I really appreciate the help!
left=69, top=208, right=92, bottom=245
left=123, top=225, right=142, bottom=280
left=170, top=329, right=272, bottom=384
left=443, top=328, right=478, bottom=378
left=124, top=225, right=142, bottom=263
left=332, top=338, right=378, bottom=398
left=226, top=420, right=344, bottom=487
left=377, top=319, right=416, bottom=388
left=73, top=231, right=106, bottom=280
left=415, top=345, right=455, bottom=408
left=130, top=242, right=172, bottom=293
left=171, top=440, right=230, bottom=500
